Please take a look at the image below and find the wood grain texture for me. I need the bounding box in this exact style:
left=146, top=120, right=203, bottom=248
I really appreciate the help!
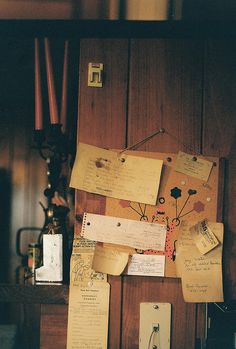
left=0, top=32, right=234, bottom=349
left=122, top=277, right=196, bottom=349
left=40, top=305, right=68, bottom=349
left=127, top=39, right=203, bottom=154
left=122, top=38, right=204, bottom=349
left=75, top=38, right=129, bottom=349
left=0, top=284, right=69, bottom=304
left=21, top=304, right=41, bottom=349
left=203, top=39, right=236, bottom=299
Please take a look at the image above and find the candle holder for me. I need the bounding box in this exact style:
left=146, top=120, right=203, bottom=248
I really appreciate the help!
left=33, top=124, right=73, bottom=202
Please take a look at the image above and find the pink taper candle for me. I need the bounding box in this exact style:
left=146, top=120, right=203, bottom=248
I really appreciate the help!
left=34, top=38, right=43, bottom=130
left=60, top=40, right=69, bottom=133
left=44, top=38, right=59, bottom=124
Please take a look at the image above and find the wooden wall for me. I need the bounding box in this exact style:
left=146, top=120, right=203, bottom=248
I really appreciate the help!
left=68, top=37, right=236, bottom=348
left=0, top=33, right=235, bottom=348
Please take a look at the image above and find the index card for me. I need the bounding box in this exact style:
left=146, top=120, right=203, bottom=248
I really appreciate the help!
left=174, top=151, right=213, bottom=182
left=176, top=220, right=224, bottom=302
left=127, top=254, right=165, bottom=276
left=81, top=212, right=167, bottom=251
left=70, top=143, right=163, bottom=205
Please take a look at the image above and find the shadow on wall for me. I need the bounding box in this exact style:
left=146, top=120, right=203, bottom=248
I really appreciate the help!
left=0, top=168, right=11, bottom=283
left=181, top=0, right=236, bottom=20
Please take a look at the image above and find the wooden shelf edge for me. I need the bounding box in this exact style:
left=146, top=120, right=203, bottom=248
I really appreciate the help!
left=0, top=20, right=235, bottom=38
left=0, top=284, right=69, bottom=304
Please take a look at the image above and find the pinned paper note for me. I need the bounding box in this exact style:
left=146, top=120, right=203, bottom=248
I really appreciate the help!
left=176, top=220, right=224, bottom=302
left=127, top=254, right=165, bottom=276
left=174, top=151, right=213, bottom=182
left=105, top=150, right=220, bottom=277
left=81, top=212, right=167, bottom=251
left=70, top=143, right=163, bottom=205
left=92, top=244, right=129, bottom=275
left=70, top=237, right=106, bottom=284
left=67, top=281, right=110, bottom=349
left=190, top=219, right=219, bottom=254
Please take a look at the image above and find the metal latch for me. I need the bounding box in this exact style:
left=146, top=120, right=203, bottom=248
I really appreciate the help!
left=88, top=62, right=104, bottom=87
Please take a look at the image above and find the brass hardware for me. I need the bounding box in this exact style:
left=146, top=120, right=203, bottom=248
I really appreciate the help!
left=88, top=62, right=104, bottom=87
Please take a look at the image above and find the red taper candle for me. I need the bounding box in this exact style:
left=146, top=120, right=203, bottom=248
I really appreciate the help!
left=44, top=37, right=59, bottom=125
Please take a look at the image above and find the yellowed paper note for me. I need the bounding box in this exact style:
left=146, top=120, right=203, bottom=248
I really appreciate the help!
left=127, top=254, right=165, bottom=276
left=92, top=244, right=129, bottom=275
left=67, top=281, right=110, bottom=349
left=174, top=151, right=213, bottom=182
left=190, top=219, right=219, bottom=254
left=69, top=143, right=163, bottom=205
left=81, top=212, right=167, bottom=251
left=176, top=220, right=224, bottom=302
left=70, top=237, right=106, bottom=285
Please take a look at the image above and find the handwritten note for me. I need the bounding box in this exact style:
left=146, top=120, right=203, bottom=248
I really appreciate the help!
left=190, top=219, right=219, bottom=254
left=92, top=244, right=129, bottom=275
left=127, top=254, right=165, bottom=276
left=70, top=237, right=106, bottom=284
left=67, top=281, right=110, bottom=349
left=69, top=143, right=163, bottom=205
left=174, top=151, right=213, bottom=182
left=176, top=220, right=224, bottom=302
left=81, top=212, right=167, bottom=251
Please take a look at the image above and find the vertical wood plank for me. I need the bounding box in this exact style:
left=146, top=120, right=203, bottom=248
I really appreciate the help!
left=76, top=38, right=129, bottom=349
left=203, top=39, right=236, bottom=299
left=40, top=305, right=68, bottom=349
left=128, top=39, right=203, bottom=154
left=122, top=38, right=204, bottom=349
left=21, top=304, right=41, bottom=349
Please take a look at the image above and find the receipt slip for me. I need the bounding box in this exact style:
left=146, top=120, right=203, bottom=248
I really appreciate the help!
left=81, top=212, right=167, bottom=252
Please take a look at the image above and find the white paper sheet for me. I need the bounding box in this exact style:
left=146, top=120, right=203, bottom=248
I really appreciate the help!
left=81, top=213, right=167, bottom=251
left=127, top=254, right=165, bottom=276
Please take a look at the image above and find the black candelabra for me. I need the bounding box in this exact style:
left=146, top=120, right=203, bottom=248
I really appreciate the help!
left=34, top=124, right=71, bottom=202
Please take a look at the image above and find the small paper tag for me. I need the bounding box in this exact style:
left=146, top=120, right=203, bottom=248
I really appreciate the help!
left=174, top=151, right=213, bottom=182
left=190, top=219, right=219, bottom=254
left=127, top=254, right=165, bottom=277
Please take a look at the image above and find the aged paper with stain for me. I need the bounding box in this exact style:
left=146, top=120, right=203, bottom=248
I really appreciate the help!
left=70, top=237, right=106, bottom=284
left=69, top=143, right=163, bottom=205
left=176, top=220, right=224, bottom=302
left=92, top=244, right=129, bottom=275
left=67, top=281, right=110, bottom=349
left=190, top=219, right=219, bottom=254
